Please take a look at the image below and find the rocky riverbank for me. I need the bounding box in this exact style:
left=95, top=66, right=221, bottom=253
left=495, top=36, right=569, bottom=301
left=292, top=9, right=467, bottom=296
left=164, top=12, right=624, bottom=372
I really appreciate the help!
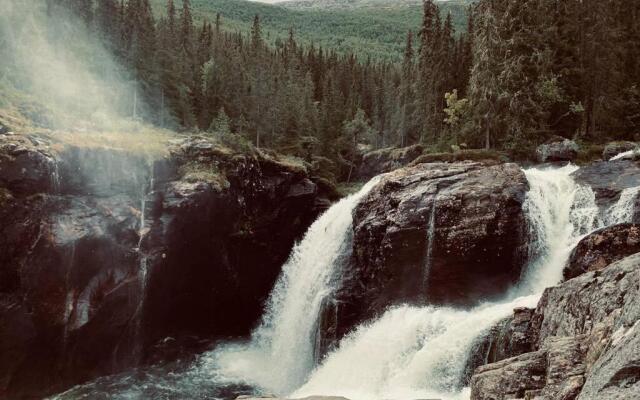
left=3, top=129, right=640, bottom=399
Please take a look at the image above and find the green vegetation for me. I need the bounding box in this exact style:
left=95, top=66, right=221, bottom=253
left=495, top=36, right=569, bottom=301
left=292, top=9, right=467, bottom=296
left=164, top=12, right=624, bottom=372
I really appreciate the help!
left=149, top=0, right=470, bottom=61
left=5, top=0, right=639, bottom=188
left=179, top=160, right=230, bottom=189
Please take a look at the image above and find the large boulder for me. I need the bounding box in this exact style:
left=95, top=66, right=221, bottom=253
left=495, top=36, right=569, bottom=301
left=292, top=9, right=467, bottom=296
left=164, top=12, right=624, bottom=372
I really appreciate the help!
left=564, top=224, right=640, bottom=280
left=0, top=133, right=327, bottom=398
left=536, top=139, right=579, bottom=163
left=329, top=161, right=529, bottom=343
left=470, top=252, right=640, bottom=400
left=603, top=141, right=637, bottom=161
left=464, top=307, right=536, bottom=384
left=356, top=144, right=423, bottom=179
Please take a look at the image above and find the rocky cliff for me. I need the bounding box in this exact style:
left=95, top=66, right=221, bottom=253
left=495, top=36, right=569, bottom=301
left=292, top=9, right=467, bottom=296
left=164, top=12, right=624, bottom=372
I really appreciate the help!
left=470, top=251, right=640, bottom=400
left=0, top=131, right=330, bottom=398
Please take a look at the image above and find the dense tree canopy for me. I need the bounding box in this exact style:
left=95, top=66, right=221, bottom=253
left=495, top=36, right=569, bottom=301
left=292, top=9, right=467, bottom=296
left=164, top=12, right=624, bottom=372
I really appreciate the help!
left=52, top=0, right=640, bottom=179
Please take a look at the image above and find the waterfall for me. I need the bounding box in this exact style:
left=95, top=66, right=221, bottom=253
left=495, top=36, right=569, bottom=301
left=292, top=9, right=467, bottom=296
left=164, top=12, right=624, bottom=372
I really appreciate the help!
left=606, top=186, right=640, bottom=225
left=134, top=160, right=155, bottom=360
left=516, top=164, right=599, bottom=293
left=422, top=198, right=437, bottom=299
left=291, top=164, right=635, bottom=400
left=293, top=296, right=539, bottom=400
left=209, top=177, right=381, bottom=395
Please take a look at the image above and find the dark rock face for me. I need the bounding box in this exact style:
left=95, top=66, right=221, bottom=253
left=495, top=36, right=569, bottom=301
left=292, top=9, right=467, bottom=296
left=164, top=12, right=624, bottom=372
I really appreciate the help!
left=603, top=141, right=637, bottom=161
left=464, top=307, right=535, bottom=384
left=470, top=252, right=640, bottom=400
left=572, top=160, right=640, bottom=214
left=356, top=145, right=423, bottom=179
left=536, top=139, right=579, bottom=163
left=0, top=133, right=326, bottom=398
left=330, top=161, right=529, bottom=342
left=143, top=143, right=324, bottom=348
left=564, top=224, right=640, bottom=280
left=0, top=136, right=58, bottom=195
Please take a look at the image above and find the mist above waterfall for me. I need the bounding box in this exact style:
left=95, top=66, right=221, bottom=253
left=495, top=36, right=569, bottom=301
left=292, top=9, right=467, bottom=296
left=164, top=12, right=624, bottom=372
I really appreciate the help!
left=0, top=0, right=140, bottom=130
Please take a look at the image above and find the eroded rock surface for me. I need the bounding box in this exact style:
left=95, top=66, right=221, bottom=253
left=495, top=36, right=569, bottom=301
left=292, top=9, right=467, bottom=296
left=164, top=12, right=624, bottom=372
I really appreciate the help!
left=471, top=252, right=640, bottom=400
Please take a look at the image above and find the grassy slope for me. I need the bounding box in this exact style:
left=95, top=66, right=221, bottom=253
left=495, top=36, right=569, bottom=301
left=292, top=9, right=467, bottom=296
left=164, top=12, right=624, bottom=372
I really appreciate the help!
left=150, top=0, right=470, bottom=61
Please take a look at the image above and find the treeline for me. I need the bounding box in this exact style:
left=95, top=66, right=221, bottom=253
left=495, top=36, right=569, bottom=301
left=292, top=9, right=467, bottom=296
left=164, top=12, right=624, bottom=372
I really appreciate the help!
left=52, top=0, right=640, bottom=175
left=48, top=0, right=470, bottom=180
left=462, top=0, right=640, bottom=151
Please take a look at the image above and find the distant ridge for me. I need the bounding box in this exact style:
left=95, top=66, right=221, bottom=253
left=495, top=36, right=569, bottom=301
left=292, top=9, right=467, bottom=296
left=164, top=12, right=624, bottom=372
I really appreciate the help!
left=281, top=0, right=473, bottom=11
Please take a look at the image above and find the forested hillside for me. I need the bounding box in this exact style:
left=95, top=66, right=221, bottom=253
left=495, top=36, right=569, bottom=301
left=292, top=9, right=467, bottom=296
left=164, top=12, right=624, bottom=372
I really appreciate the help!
left=5, top=0, right=640, bottom=184
left=147, top=0, right=470, bottom=61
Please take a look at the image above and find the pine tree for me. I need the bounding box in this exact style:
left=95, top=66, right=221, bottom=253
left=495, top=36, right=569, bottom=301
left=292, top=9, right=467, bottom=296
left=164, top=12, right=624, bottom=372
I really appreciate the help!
left=418, top=0, right=441, bottom=143
left=400, top=30, right=414, bottom=147
left=468, top=0, right=504, bottom=149
left=95, top=0, right=120, bottom=46
left=209, top=107, right=231, bottom=134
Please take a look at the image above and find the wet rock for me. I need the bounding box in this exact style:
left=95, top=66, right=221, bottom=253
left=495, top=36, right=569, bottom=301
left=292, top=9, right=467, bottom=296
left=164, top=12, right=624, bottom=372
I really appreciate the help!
left=0, top=296, right=35, bottom=397
left=55, top=145, right=155, bottom=197
left=471, top=349, right=547, bottom=400
left=0, top=135, right=58, bottom=195
left=532, top=253, right=640, bottom=347
left=0, top=133, right=327, bottom=398
left=572, top=160, right=640, bottom=213
left=471, top=335, right=588, bottom=400
left=536, top=139, right=579, bottom=163
left=357, top=144, right=423, bottom=179
left=331, top=161, right=529, bottom=343
left=603, top=141, right=638, bottom=161
left=564, top=224, right=640, bottom=280
left=464, top=307, right=535, bottom=384
left=471, top=252, right=640, bottom=400
left=143, top=145, right=324, bottom=349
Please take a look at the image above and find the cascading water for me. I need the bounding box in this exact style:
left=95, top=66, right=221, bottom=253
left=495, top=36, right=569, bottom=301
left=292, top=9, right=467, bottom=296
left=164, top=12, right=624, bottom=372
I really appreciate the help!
left=610, top=149, right=639, bottom=161
left=51, top=164, right=640, bottom=400
left=289, top=164, right=633, bottom=400
left=209, top=177, right=381, bottom=395
left=516, top=164, right=600, bottom=293
left=422, top=198, right=437, bottom=298
left=606, top=186, right=640, bottom=225
left=134, top=159, right=155, bottom=360
left=293, top=296, right=539, bottom=400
